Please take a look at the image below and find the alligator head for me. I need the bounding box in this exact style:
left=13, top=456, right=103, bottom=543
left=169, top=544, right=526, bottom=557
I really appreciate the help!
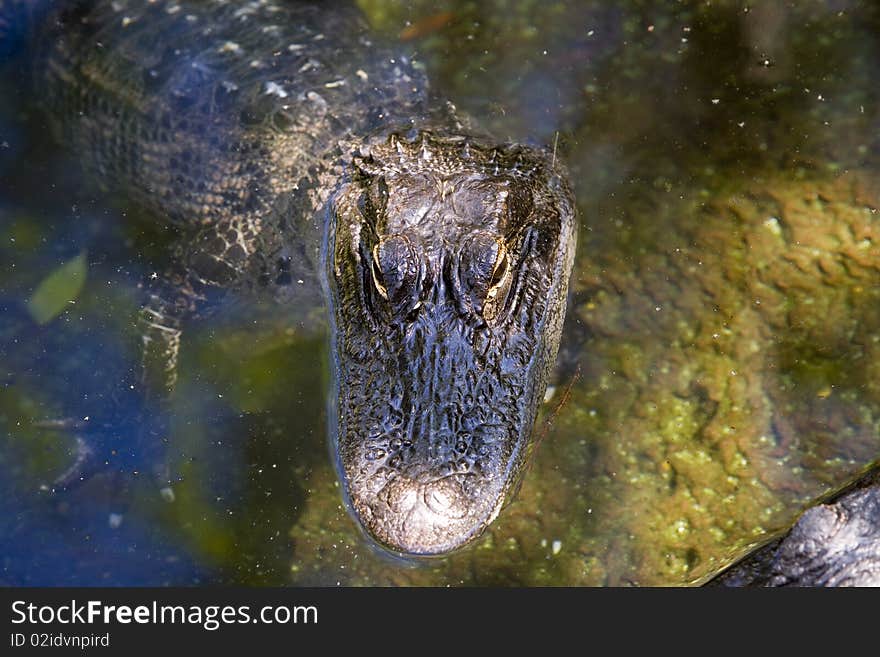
left=325, top=130, right=576, bottom=555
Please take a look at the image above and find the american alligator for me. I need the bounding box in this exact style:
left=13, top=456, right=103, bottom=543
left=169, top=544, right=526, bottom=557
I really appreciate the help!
left=1, top=0, right=577, bottom=555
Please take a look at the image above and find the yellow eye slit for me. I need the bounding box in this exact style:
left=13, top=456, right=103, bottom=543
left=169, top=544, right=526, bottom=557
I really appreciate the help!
left=371, top=244, right=388, bottom=299
left=488, top=241, right=509, bottom=290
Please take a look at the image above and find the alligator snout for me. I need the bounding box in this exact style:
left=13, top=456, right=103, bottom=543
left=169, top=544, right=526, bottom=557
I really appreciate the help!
left=354, top=470, right=503, bottom=555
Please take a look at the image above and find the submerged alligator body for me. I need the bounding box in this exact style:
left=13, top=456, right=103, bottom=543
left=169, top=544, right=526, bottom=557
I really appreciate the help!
left=707, top=466, right=880, bottom=587
left=4, top=0, right=577, bottom=555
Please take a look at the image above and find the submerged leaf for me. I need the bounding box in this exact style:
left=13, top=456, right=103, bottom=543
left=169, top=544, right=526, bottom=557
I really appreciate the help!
left=26, top=251, right=88, bottom=324
left=399, top=11, right=455, bottom=41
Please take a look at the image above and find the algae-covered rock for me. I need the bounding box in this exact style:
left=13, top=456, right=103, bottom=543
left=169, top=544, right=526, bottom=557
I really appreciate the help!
left=558, top=171, right=880, bottom=584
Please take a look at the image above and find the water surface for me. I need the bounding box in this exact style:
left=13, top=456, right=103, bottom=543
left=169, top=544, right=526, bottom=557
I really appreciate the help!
left=1, top=0, right=879, bottom=585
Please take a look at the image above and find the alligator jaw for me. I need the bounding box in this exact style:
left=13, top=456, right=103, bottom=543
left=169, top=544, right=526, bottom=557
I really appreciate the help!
left=329, top=299, right=547, bottom=556
left=324, top=130, right=576, bottom=555
left=346, top=470, right=509, bottom=556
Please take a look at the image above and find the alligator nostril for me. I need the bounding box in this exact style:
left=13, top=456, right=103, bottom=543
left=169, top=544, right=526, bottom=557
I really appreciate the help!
left=352, top=449, right=509, bottom=553
left=374, top=466, right=393, bottom=482
left=423, top=477, right=469, bottom=518
left=383, top=479, right=418, bottom=513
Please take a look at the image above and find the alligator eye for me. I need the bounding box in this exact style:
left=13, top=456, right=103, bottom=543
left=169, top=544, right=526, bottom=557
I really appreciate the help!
left=371, top=245, right=388, bottom=300
left=371, top=234, right=423, bottom=315
left=456, top=232, right=513, bottom=321
left=486, top=243, right=509, bottom=299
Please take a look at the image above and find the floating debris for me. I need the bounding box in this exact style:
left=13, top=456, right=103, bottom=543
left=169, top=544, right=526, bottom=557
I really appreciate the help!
left=26, top=251, right=88, bottom=325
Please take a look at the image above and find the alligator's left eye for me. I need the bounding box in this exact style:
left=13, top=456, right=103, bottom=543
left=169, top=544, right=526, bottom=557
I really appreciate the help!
left=486, top=244, right=509, bottom=298
left=456, top=231, right=513, bottom=321
left=371, top=246, right=389, bottom=300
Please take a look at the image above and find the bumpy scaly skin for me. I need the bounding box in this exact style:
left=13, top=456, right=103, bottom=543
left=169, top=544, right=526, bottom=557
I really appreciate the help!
left=329, top=134, right=575, bottom=553
left=8, top=0, right=578, bottom=554
left=21, top=0, right=447, bottom=397
left=29, top=0, right=441, bottom=287
left=708, top=469, right=880, bottom=587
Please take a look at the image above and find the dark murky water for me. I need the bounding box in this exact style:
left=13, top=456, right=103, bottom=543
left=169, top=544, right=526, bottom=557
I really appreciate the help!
left=2, top=0, right=879, bottom=586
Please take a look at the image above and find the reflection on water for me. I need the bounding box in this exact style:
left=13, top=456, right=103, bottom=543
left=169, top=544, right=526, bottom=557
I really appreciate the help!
left=1, top=0, right=879, bottom=585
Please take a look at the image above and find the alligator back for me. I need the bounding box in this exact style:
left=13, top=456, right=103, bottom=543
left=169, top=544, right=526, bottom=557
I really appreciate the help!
left=14, top=0, right=442, bottom=284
